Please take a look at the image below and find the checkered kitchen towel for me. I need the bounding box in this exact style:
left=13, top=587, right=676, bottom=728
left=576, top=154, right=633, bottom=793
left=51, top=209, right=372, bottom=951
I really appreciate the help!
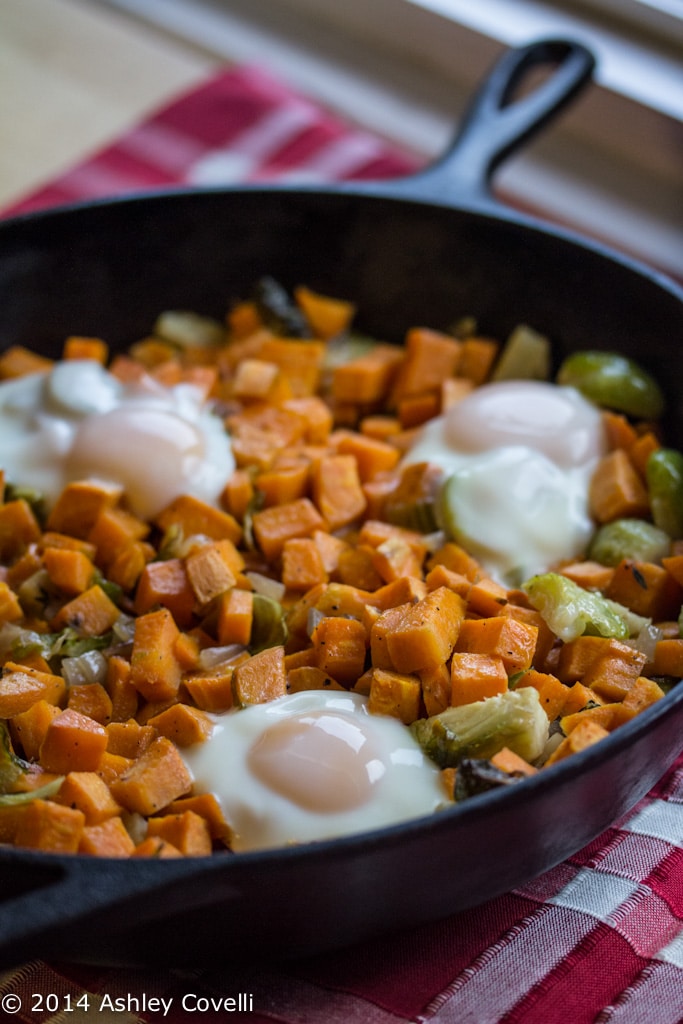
left=1, top=65, right=683, bottom=1024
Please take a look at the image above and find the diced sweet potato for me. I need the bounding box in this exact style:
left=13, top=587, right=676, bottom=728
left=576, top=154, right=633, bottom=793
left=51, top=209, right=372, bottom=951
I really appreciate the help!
left=450, top=653, right=508, bottom=706
left=455, top=616, right=538, bottom=674
left=39, top=709, right=108, bottom=774
left=367, top=667, right=422, bottom=724
left=130, top=607, right=183, bottom=702
left=110, top=736, right=192, bottom=815
left=146, top=810, right=212, bottom=856
left=0, top=664, right=66, bottom=718
left=385, top=587, right=466, bottom=673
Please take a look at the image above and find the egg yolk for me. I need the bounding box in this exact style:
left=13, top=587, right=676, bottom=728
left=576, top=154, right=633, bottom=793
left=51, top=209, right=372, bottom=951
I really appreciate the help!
left=247, top=711, right=384, bottom=813
left=443, top=380, right=604, bottom=468
left=66, top=406, right=209, bottom=521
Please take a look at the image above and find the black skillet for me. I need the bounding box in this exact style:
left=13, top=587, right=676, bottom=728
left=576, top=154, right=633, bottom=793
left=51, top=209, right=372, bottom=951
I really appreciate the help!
left=1, top=38, right=683, bottom=970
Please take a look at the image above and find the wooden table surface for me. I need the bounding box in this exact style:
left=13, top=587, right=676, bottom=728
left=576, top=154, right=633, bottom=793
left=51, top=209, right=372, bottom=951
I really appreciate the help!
left=0, top=0, right=218, bottom=210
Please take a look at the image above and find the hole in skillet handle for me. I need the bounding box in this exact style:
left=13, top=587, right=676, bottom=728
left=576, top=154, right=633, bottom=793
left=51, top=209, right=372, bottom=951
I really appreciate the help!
left=362, top=38, right=596, bottom=208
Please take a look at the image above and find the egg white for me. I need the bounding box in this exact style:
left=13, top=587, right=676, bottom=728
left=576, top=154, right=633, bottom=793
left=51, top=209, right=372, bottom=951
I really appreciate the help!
left=181, top=690, right=447, bottom=851
left=403, top=380, right=607, bottom=586
left=0, top=360, right=235, bottom=519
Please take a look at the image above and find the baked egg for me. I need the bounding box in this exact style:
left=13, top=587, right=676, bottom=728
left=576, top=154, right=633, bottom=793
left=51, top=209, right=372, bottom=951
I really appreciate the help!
left=404, top=379, right=607, bottom=585
left=0, top=359, right=234, bottom=519
left=181, top=690, right=447, bottom=851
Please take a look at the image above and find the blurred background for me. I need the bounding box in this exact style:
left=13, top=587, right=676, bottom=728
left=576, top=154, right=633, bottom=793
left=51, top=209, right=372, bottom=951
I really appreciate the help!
left=1, top=0, right=682, bottom=277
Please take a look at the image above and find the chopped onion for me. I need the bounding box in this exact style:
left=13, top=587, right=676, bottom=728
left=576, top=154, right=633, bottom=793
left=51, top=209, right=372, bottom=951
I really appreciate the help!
left=306, top=606, right=325, bottom=639
left=198, top=644, right=247, bottom=671
left=626, top=621, right=663, bottom=663
left=245, top=571, right=286, bottom=603
left=61, top=650, right=108, bottom=687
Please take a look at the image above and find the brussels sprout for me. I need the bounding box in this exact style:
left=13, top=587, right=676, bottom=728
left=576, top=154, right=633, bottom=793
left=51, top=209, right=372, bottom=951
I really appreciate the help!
left=249, top=593, right=288, bottom=654
left=453, top=758, right=528, bottom=801
left=646, top=448, right=683, bottom=539
left=522, top=572, right=636, bottom=642
left=410, top=687, right=548, bottom=768
left=556, top=351, right=664, bottom=419
left=588, top=518, right=671, bottom=567
left=0, top=722, right=29, bottom=794
left=251, top=276, right=311, bottom=338
left=0, top=777, right=64, bottom=807
left=491, top=324, right=551, bottom=382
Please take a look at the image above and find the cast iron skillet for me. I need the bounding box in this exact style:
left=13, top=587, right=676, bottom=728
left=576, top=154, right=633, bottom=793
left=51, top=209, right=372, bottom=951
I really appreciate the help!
left=0, top=39, right=682, bottom=970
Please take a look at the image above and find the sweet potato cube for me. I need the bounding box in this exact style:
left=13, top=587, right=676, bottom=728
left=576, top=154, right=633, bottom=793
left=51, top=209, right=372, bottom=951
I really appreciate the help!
left=312, top=615, right=367, bottom=686
left=96, top=752, right=134, bottom=787
left=216, top=588, right=253, bottom=647
left=232, top=645, right=287, bottom=706
left=282, top=537, right=328, bottom=591
left=106, top=655, right=139, bottom=722
left=252, top=498, right=326, bottom=560
left=183, top=669, right=236, bottom=713
left=370, top=603, right=411, bottom=671
left=589, top=449, right=650, bottom=523
left=57, top=771, right=121, bottom=824
left=294, top=284, right=356, bottom=339
left=332, top=344, right=403, bottom=404
left=50, top=584, right=120, bottom=635
left=10, top=699, right=62, bottom=760
left=367, top=667, right=422, bottom=724
left=0, top=580, right=22, bottom=625
left=0, top=499, right=43, bottom=561
left=450, top=653, right=508, bottom=707
left=42, top=546, right=95, bottom=596
left=134, top=557, right=196, bottom=626
left=371, top=537, right=424, bottom=584
left=185, top=539, right=243, bottom=606
left=67, top=683, right=113, bottom=725
left=517, top=670, right=570, bottom=720
left=419, top=663, right=451, bottom=717
left=545, top=718, right=610, bottom=765
left=605, top=559, right=683, bottom=620
left=556, top=635, right=612, bottom=683
left=391, top=326, right=462, bottom=402
left=146, top=810, right=213, bottom=856
left=286, top=665, right=345, bottom=693
left=130, top=607, right=182, bottom=702
left=14, top=799, right=85, bottom=853
left=652, top=638, right=683, bottom=678
left=168, top=793, right=233, bottom=843
left=455, top=616, right=538, bottom=674
left=146, top=703, right=214, bottom=747
left=39, top=708, right=108, bottom=773
left=132, top=836, right=183, bottom=858
left=581, top=640, right=647, bottom=702
left=0, top=663, right=66, bottom=718
left=110, top=736, right=192, bottom=815
left=386, top=587, right=466, bottom=673
left=46, top=480, right=123, bottom=539
left=105, top=720, right=157, bottom=759
left=490, top=747, right=538, bottom=776
left=312, top=454, right=367, bottom=531
left=622, top=676, right=666, bottom=713
left=335, top=431, right=401, bottom=482
left=79, top=816, right=135, bottom=857
left=154, top=494, right=242, bottom=545
left=560, top=681, right=603, bottom=715
left=560, top=703, right=635, bottom=735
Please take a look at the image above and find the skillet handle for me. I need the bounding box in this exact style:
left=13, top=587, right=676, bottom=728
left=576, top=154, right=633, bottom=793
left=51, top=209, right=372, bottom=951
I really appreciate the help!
left=377, top=38, right=595, bottom=206
left=0, top=854, right=194, bottom=968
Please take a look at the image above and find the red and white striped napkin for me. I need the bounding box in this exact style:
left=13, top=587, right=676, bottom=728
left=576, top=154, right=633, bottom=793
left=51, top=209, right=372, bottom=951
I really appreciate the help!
left=1, top=65, right=682, bottom=1024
